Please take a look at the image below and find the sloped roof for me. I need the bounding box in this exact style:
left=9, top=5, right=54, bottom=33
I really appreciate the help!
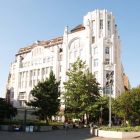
left=70, top=24, right=85, bottom=33
left=16, top=24, right=85, bottom=56
left=16, top=36, right=63, bottom=55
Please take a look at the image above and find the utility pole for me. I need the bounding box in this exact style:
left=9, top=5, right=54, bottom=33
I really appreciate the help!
left=24, top=107, right=27, bottom=130
left=106, top=71, right=114, bottom=128
left=109, top=86, right=112, bottom=128
left=100, top=106, right=103, bottom=125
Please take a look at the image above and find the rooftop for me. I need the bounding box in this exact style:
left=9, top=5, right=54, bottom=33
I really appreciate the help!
left=70, top=24, right=85, bottom=33
left=16, top=36, right=63, bottom=55
left=16, top=24, right=85, bottom=56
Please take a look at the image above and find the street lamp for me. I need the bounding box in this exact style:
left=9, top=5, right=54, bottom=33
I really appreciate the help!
left=106, top=71, right=114, bottom=128
left=100, top=106, right=103, bottom=125
left=23, top=107, right=27, bottom=132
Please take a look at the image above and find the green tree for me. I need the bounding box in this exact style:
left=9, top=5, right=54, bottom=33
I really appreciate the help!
left=89, top=96, right=109, bottom=125
left=112, top=91, right=132, bottom=125
left=0, top=98, right=17, bottom=121
left=130, top=87, right=140, bottom=124
left=27, top=71, right=60, bottom=124
left=112, top=86, right=140, bottom=125
left=64, top=58, right=100, bottom=123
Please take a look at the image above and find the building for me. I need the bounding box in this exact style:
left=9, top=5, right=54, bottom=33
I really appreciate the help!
left=6, top=9, right=127, bottom=108
left=123, top=73, right=131, bottom=90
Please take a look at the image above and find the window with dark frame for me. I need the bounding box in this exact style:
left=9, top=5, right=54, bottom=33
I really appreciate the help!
left=100, top=19, right=103, bottom=29
left=105, top=47, right=110, bottom=54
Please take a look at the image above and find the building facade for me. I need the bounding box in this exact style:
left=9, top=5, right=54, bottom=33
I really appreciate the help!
left=6, top=9, right=126, bottom=107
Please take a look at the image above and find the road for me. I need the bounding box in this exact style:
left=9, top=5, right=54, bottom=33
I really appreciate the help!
left=0, top=128, right=139, bottom=140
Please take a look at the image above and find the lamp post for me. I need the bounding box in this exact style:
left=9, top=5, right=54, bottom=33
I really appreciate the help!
left=109, top=86, right=112, bottom=128
left=24, top=107, right=27, bottom=129
left=100, top=106, right=103, bottom=125
left=106, top=71, right=114, bottom=128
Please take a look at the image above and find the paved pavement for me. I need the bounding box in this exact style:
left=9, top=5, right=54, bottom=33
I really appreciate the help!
left=0, top=128, right=139, bottom=140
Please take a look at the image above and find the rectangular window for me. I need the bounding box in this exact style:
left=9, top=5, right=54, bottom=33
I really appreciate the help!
left=37, top=69, right=40, bottom=76
left=12, top=74, right=15, bottom=81
left=94, top=71, right=98, bottom=79
left=50, top=46, right=54, bottom=52
left=59, top=48, right=63, bottom=53
left=69, top=52, right=72, bottom=59
left=37, top=79, right=39, bottom=84
left=94, top=59, right=98, bottom=67
left=19, top=73, right=22, bottom=88
left=43, top=58, right=46, bottom=63
left=79, top=49, right=83, bottom=56
left=22, top=72, right=24, bottom=78
left=47, top=57, right=50, bottom=62
left=11, top=92, right=14, bottom=98
left=42, top=68, right=45, bottom=75
left=29, top=80, right=32, bottom=87
left=59, top=76, right=61, bottom=81
left=69, top=63, right=72, bottom=68
left=51, top=56, right=53, bottom=62
left=50, top=66, right=53, bottom=71
left=92, top=36, right=95, bottom=44
left=94, top=47, right=98, bottom=54
left=19, top=92, right=25, bottom=100
left=46, top=67, right=48, bottom=74
left=60, top=65, right=62, bottom=72
left=33, top=80, right=35, bottom=86
left=26, top=71, right=28, bottom=78
left=30, top=70, right=32, bottom=77
left=25, top=81, right=27, bottom=88
left=74, top=50, right=77, bottom=57
left=105, top=59, right=110, bottom=65
left=105, top=47, right=110, bottom=54
left=33, top=70, right=36, bottom=76
left=59, top=54, right=62, bottom=61
left=100, top=19, right=103, bottom=29
left=108, top=21, right=111, bottom=31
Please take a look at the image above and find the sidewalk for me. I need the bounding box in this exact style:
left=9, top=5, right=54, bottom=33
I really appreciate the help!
left=0, top=128, right=139, bottom=140
left=87, top=136, right=140, bottom=140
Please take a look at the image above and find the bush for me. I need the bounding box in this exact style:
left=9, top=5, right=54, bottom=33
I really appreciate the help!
left=99, top=126, right=140, bottom=132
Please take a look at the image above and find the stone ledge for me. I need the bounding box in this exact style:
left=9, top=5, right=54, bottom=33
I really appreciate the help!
left=39, top=126, right=52, bottom=132
left=95, top=129, right=140, bottom=139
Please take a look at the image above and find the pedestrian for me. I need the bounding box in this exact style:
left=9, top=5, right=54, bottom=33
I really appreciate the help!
left=64, top=121, right=69, bottom=134
left=89, top=122, right=94, bottom=135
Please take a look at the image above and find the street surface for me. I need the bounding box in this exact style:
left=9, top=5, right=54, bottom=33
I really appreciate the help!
left=0, top=128, right=139, bottom=140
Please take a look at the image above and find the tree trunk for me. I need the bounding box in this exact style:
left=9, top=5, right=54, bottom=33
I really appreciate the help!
left=123, top=116, right=126, bottom=126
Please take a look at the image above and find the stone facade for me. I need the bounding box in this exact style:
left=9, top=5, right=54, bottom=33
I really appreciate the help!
left=6, top=9, right=126, bottom=107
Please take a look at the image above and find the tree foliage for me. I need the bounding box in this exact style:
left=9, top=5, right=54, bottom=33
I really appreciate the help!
left=112, top=86, right=140, bottom=125
left=89, top=96, right=109, bottom=124
left=64, top=58, right=100, bottom=122
left=27, top=71, right=60, bottom=124
left=0, top=98, right=17, bottom=121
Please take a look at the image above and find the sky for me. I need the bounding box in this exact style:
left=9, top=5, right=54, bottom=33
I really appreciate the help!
left=0, top=0, right=140, bottom=97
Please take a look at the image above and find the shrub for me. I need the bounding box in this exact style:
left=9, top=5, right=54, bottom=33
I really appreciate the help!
left=99, top=126, right=140, bottom=132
